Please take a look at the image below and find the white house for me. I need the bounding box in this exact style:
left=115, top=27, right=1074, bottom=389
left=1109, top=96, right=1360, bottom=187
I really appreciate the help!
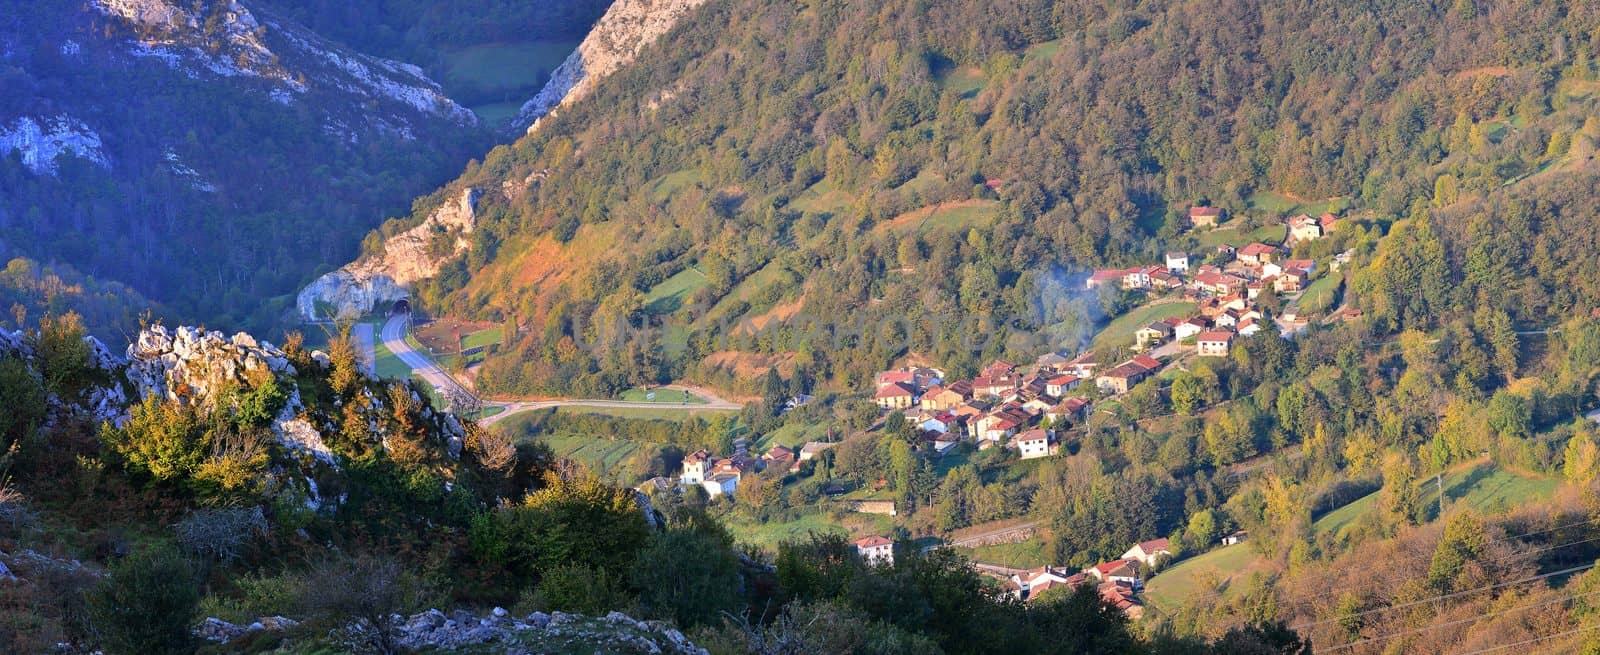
left=1165, top=251, right=1189, bottom=274
left=1015, top=429, right=1052, bottom=460
left=1086, top=559, right=1141, bottom=588
left=1119, top=538, right=1172, bottom=568
left=855, top=535, right=894, bottom=566
left=702, top=472, right=739, bottom=497
left=1222, top=530, right=1249, bottom=546
left=1174, top=318, right=1207, bottom=341
left=680, top=450, right=711, bottom=485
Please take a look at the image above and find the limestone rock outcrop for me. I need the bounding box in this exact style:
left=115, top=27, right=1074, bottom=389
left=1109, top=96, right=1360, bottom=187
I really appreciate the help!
left=296, top=187, right=481, bottom=320
left=515, top=0, right=711, bottom=132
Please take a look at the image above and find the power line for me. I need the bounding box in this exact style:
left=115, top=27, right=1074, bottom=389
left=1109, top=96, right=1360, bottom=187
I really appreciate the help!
left=1172, top=521, right=1600, bottom=619
left=1289, top=561, right=1600, bottom=632
left=1318, top=588, right=1600, bottom=652
left=1452, top=622, right=1600, bottom=655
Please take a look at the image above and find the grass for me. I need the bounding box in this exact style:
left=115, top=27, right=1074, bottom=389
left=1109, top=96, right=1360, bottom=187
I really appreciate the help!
left=877, top=200, right=1000, bottom=236
left=702, top=261, right=792, bottom=325
left=438, top=41, right=578, bottom=121
left=470, top=101, right=524, bottom=126
left=1193, top=223, right=1288, bottom=249
left=1294, top=272, right=1343, bottom=316
left=461, top=326, right=504, bottom=351
left=936, top=64, right=988, bottom=99
left=648, top=169, right=705, bottom=202
left=372, top=338, right=412, bottom=380
left=617, top=387, right=708, bottom=404
left=958, top=537, right=1051, bottom=568
left=1090, top=301, right=1199, bottom=350
left=759, top=421, right=832, bottom=450
left=1312, top=460, right=1562, bottom=542
left=644, top=267, right=710, bottom=314
left=921, top=201, right=999, bottom=233
left=787, top=176, right=853, bottom=216
left=553, top=406, right=736, bottom=420
left=1245, top=191, right=1352, bottom=218
left=726, top=513, right=848, bottom=549
left=1023, top=38, right=1064, bottom=63
left=1143, top=543, right=1262, bottom=611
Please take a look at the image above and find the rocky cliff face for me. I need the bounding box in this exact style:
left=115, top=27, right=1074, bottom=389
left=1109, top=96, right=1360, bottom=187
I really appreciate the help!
left=514, top=0, right=710, bottom=132
left=296, top=187, right=482, bottom=320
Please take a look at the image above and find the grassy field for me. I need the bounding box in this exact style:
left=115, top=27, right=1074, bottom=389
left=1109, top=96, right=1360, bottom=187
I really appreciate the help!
left=1143, top=543, right=1262, bottom=611
left=726, top=513, right=847, bottom=549
left=1293, top=272, right=1343, bottom=315
left=644, top=267, right=710, bottom=314
left=937, top=64, right=987, bottom=99
left=648, top=170, right=704, bottom=202
left=617, top=387, right=708, bottom=404
left=1312, top=460, right=1561, bottom=542
left=702, top=261, right=792, bottom=325
left=461, top=326, right=504, bottom=351
left=1246, top=191, right=1352, bottom=218
left=1091, top=301, right=1199, bottom=350
left=524, top=434, right=650, bottom=482
left=372, top=338, right=413, bottom=380
left=1193, top=223, right=1288, bottom=249
left=553, top=406, right=735, bottom=420
left=759, top=421, right=832, bottom=450
left=726, top=511, right=896, bottom=550
left=439, top=41, right=577, bottom=122
left=958, top=537, right=1052, bottom=568
left=788, top=177, right=853, bottom=216
left=921, top=201, right=999, bottom=233
left=1023, top=38, right=1064, bottom=62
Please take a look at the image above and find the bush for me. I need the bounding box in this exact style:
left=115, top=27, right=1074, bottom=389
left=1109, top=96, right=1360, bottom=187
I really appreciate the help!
left=297, top=553, right=426, bottom=655
left=527, top=563, right=633, bottom=615
left=174, top=506, right=267, bottom=564
left=88, top=546, right=201, bottom=655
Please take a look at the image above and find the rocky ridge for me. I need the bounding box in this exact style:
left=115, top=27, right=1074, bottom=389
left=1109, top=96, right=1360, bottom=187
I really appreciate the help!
left=0, top=115, right=110, bottom=176
left=87, top=0, right=476, bottom=143
left=514, top=0, right=710, bottom=132
left=296, top=187, right=482, bottom=320
left=196, top=608, right=706, bottom=654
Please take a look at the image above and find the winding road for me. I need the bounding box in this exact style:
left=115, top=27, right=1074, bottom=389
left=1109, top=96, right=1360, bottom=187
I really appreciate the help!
left=379, top=314, right=743, bottom=427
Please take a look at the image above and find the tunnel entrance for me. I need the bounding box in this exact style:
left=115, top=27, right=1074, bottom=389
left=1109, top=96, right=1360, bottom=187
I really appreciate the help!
left=390, top=298, right=411, bottom=316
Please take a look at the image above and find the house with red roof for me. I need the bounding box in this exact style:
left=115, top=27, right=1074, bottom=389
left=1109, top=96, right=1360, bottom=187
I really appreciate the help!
left=854, top=535, right=894, bottom=566
left=1238, top=242, right=1280, bottom=266
left=1120, top=538, right=1173, bottom=567
left=1197, top=330, right=1235, bottom=357
left=1049, top=397, right=1088, bottom=425
left=1085, top=559, right=1141, bottom=587
left=1014, top=428, right=1053, bottom=459
left=1188, top=206, right=1224, bottom=228
left=874, top=381, right=916, bottom=410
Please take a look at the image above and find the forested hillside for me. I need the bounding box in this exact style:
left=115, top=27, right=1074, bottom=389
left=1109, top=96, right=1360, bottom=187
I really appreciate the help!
left=388, top=0, right=1600, bottom=400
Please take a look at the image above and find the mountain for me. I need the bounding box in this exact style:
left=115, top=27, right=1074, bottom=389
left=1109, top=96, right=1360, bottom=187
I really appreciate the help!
left=0, top=0, right=491, bottom=335
left=513, top=0, right=712, bottom=132
left=361, top=0, right=1600, bottom=400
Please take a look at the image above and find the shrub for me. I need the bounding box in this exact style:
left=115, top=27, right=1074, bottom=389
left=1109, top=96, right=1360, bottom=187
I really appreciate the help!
left=297, top=553, right=425, bottom=655
left=528, top=563, right=633, bottom=615
left=174, top=506, right=267, bottom=564
left=88, top=546, right=201, bottom=655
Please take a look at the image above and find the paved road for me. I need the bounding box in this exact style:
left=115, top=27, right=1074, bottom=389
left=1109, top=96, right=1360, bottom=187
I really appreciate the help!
left=352, top=322, right=376, bottom=376
left=480, top=396, right=742, bottom=427
left=379, top=314, right=744, bottom=426
left=382, top=314, right=468, bottom=400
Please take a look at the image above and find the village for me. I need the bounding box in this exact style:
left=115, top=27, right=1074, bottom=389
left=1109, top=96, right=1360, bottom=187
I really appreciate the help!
left=654, top=205, right=1342, bottom=617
